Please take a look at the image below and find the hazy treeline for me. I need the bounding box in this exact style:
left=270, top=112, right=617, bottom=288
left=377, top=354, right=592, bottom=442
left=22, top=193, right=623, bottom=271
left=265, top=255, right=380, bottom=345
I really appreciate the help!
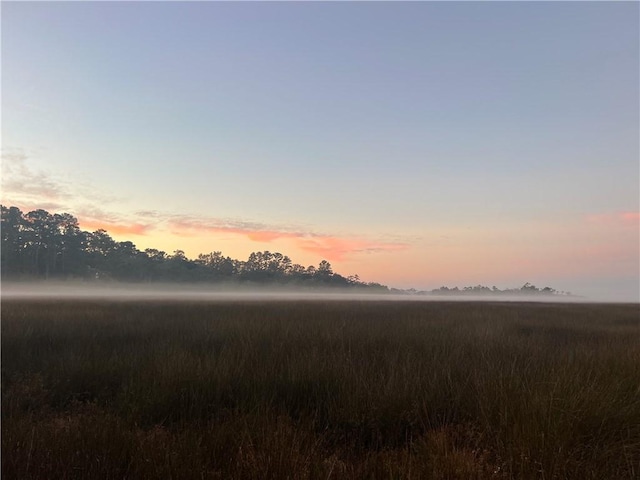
left=423, top=283, right=569, bottom=296
left=0, top=206, right=386, bottom=290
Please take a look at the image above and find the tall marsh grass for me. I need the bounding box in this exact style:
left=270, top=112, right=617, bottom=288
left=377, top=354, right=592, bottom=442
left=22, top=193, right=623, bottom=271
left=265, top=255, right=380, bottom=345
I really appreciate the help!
left=2, top=300, right=639, bottom=478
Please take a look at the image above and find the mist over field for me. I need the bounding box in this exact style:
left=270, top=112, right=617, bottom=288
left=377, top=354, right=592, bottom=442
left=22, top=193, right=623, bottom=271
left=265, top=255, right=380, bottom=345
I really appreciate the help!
left=1, top=281, right=632, bottom=304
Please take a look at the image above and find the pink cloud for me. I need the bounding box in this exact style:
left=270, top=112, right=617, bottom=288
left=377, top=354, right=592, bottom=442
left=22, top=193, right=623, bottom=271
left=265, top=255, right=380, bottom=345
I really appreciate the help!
left=77, top=207, right=154, bottom=237
left=296, top=236, right=408, bottom=261
left=168, top=219, right=297, bottom=241
left=78, top=219, right=152, bottom=236
left=167, top=218, right=409, bottom=260
left=586, top=211, right=640, bottom=226
left=620, top=212, right=640, bottom=222
left=1, top=200, right=66, bottom=214
left=246, top=230, right=294, bottom=242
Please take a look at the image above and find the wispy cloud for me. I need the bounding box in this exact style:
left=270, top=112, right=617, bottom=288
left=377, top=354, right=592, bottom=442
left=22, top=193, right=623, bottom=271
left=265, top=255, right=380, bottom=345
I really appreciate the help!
left=167, top=217, right=299, bottom=240
left=585, top=211, right=640, bottom=226
left=296, top=236, right=408, bottom=261
left=1, top=147, right=118, bottom=214
left=75, top=207, right=154, bottom=236
left=1, top=148, right=72, bottom=204
left=166, top=216, right=409, bottom=261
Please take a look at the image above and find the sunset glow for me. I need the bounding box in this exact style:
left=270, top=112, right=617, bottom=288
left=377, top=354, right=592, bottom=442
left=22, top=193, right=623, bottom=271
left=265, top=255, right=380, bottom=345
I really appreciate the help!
left=2, top=2, right=638, bottom=300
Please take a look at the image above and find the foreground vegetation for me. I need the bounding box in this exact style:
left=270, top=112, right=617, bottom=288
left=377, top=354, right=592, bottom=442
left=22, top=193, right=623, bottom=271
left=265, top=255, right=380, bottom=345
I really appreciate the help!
left=2, top=300, right=639, bottom=479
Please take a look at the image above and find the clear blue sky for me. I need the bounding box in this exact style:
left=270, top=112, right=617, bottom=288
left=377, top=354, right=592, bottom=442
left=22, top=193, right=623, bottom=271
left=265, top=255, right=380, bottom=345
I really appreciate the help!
left=2, top=2, right=638, bottom=300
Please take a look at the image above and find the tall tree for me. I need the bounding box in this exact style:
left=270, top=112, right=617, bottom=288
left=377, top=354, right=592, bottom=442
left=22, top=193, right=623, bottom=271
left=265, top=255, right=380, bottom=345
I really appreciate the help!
left=54, top=213, right=85, bottom=276
left=23, top=209, right=59, bottom=278
left=1, top=206, right=26, bottom=277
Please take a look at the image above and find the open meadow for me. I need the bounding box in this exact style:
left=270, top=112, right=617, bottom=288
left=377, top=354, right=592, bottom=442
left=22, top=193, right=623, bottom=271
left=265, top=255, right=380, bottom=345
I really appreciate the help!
left=2, top=299, right=639, bottom=479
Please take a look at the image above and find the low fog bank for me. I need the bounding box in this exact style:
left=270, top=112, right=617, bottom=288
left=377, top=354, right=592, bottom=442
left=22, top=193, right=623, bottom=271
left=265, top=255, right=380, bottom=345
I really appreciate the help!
left=1, top=281, right=631, bottom=304
left=1, top=282, right=385, bottom=302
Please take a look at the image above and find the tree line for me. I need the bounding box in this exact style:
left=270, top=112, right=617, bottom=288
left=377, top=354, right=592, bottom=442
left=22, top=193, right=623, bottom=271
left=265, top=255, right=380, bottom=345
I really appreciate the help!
left=425, top=282, right=569, bottom=296
left=1, top=205, right=567, bottom=295
left=0, top=206, right=387, bottom=290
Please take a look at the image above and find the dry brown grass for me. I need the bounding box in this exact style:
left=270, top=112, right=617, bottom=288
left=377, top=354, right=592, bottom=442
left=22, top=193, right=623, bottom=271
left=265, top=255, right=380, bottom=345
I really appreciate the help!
left=2, top=300, right=639, bottom=479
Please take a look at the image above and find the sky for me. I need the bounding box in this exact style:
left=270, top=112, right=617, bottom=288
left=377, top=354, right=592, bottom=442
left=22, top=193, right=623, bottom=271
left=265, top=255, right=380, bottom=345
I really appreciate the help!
left=2, top=1, right=638, bottom=300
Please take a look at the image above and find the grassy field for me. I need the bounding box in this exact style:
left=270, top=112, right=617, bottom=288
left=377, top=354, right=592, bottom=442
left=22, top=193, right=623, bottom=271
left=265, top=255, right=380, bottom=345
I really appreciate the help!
left=2, top=299, right=639, bottom=479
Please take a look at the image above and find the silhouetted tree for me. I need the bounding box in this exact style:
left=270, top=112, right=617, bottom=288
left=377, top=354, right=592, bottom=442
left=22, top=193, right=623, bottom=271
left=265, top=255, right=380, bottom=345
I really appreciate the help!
left=317, top=260, right=333, bottom=276
left=1, top=206, right=26, bottom=276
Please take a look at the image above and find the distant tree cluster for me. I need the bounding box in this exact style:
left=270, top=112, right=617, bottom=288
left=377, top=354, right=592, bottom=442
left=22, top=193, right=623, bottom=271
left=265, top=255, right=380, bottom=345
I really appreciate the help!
left=0, top=206, right=387, bottom=291
left=428, top=282, right=570, bottom=296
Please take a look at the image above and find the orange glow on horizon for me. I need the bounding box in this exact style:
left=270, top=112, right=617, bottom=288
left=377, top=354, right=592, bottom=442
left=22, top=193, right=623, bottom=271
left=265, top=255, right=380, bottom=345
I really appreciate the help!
left=5, top=200, right=634, bottom=291
left=167, top=219, right=409, bottom=261
left=69, top=210, right=639, bottom=290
